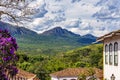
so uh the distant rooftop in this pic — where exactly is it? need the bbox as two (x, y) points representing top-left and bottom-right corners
(9, 69), (40, 80)
(50, 68), (103, 79)
(17, 69), (36, 79)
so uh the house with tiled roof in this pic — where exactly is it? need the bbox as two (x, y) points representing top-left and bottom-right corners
(97, 29), (120, 80)
(8, 69), (40, 80)
(50, 68), (103, 80)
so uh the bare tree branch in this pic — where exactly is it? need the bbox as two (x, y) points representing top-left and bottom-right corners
(0, 0), (39, 25)
(0, 11), (16, 20)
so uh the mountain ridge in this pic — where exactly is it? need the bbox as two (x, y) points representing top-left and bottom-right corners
(0, 21), (95, 38)
(0, 21), (97, 54)
(41, 27), (80, 38)
(0, 21), (37, 36)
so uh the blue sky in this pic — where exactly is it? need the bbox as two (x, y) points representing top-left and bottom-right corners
(24, 0), (120, 37)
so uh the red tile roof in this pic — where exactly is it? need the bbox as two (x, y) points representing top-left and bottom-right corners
(6, 68), (40, 80)
(14, 69), (40, 80)
(16, 69), (36, 79)
(50, 68), (103, 79)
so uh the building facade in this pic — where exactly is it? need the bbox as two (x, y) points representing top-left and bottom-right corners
(97, 30), (120, 80)
(51, 76), (77, 80)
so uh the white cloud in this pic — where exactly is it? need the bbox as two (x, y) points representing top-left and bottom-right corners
(24, 0), (120, 37)
(28, 0), (44, 7)
(65, 2), (101, 19)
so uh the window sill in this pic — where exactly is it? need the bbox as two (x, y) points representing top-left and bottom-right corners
(105, 63), (108, 64)
(109, 63), (112, 65)
(114, 64), (118, 66)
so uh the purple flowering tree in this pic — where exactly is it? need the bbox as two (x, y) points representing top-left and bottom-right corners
(0, 29), (18, 80)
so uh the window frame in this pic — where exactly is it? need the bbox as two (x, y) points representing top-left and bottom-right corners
(114, 42), (118, 66)
(105, 44), (108, 64)
(109, 43), (113, 65)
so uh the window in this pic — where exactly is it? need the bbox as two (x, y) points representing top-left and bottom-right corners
(105, 44), (108, 64)
(114, 42), (118, 66)
(109, 43), (113, 65)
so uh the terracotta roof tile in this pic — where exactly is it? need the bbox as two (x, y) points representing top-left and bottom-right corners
(94, 68), (103, 79)
(50, 68), (103, 79)
(16, 69), (36, 79)
(6, 69), (40, 80)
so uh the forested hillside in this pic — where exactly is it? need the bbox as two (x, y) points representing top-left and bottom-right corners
(0, 22), (97, 55)
(16, 44), (103, 80)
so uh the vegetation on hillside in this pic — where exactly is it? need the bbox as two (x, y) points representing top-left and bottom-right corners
(0, 24), (96, 55)
(16, 44), (103, 80)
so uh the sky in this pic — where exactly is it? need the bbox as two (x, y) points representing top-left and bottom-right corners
(10, 0), (120, 37)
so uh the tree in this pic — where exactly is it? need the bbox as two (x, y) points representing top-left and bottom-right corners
(78, 73), (86, 80)
(0, 29), (18, 80)
(0, 0), (39, 24)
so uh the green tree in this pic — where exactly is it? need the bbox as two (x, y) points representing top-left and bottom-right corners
(78, 73), (86, 80)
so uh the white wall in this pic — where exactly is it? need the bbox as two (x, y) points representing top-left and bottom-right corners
(51, 76), (77, 80)
(104, 36), (120, 80)
(51, 77), (59, 80)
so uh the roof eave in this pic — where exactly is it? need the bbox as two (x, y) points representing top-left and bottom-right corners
(96, 32), (116, 42)
(50, 75), (78, 78)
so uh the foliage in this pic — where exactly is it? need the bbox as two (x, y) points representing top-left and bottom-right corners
(0, 29), (18, 80)
(78, 68), (96, 80)
(17, 34), (84, 55)
(78, 73), (86, 80)
(87, 68), (95, 76)
(0, 24), (96, 55)
(17, 44), (103, 80)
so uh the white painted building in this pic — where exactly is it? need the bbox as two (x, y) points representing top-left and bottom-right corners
(50, 68), (103, 80)
(51, 76), (77, 80)
(97, 30), (120, 80)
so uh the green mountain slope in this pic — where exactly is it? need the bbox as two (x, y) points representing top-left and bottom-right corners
(16, 44), (103, 80)
(0, 21), (97, 54)
(45, 44), (103, 70)
(36, 44), (103, 79)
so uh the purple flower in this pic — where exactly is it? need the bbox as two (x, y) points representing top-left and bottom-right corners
(6, 37), (13, 44)
(2, 57), (8, 61)
(0, 38), (6, 46)
(0, 29), (18, 79)
(0, 33), (2, 38)
(8, 56), (12, 60)
(10, 47), (15, 54)
(2, 56), (11, 61)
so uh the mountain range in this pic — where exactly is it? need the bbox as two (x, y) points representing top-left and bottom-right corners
(0, 21), (97, 54)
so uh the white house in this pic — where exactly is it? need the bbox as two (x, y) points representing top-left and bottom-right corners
(50, 68), (103, 80)
(97, 30), (120, 80)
